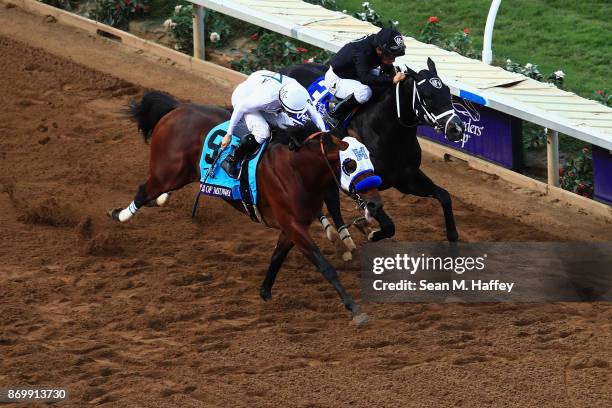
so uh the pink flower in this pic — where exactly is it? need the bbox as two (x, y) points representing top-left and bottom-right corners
(463, 28), (471, 34)
(597, 90), (603, 95)
(296, 47), (309, 53)
(428, 16), (439, 24)
(250, 33), (258, 41)
(302, 59), (309, 63)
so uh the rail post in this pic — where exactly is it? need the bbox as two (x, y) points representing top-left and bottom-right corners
(547, 129), (560, 187)
(193, 5), (206, 60)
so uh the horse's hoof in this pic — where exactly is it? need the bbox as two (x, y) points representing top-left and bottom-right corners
(351, 313), (369, 327)
(156, 192), (170, 207)
(447, 231), (459, 242)
(342, 251), (352, 262)
(107, 208), (121, 221)
(344, 237), (357, 251)
(367, 230), (380, 241)
(260, 287), (272, 302)
(326, 228), (339, 243)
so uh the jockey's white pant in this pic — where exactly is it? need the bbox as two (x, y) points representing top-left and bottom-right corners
(241, 112), (294, 144)
(231, 86), (294, 144)
(324, 67), (375, 104)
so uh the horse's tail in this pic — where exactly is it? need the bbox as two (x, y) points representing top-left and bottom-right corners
(126, 91), (179, 143)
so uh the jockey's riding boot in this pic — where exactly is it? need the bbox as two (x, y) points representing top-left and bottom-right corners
(325, 94), (359, 129)
(221, 134), (259, 179)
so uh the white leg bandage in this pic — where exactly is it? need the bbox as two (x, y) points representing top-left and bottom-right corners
(320, 215), (337, 242)
(118, 201), (138, 222)
(338, 225), (357, 251)
(156, 193), (170, 207)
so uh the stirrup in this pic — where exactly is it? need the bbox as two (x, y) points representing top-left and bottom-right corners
(324, 111), (341, 129)
(221, 156), (240, 179)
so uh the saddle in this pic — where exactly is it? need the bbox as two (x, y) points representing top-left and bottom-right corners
(198, 120), (268, 224)
(289, 76), (358, 135)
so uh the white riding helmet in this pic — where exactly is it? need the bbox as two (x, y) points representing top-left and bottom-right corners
(279, 81), (310, 114)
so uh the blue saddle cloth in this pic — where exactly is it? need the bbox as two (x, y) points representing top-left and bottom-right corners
(287, 76), (334, 130)
(198, 121), (267, 205)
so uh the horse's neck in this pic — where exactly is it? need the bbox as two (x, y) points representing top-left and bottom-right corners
(361, 79), (417, 133)
(300, 141), (339, 188)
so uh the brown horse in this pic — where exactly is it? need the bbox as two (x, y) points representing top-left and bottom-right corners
(108, 91), (395, 324)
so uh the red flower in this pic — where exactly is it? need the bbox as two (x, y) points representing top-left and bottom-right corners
(582, 193), (590, 198)
(597, 90), (603, 95)
(463, 28), (471, 34)
(428, 16), (439, 24)
(302, 59), (310, 63)
(559, 168), (564, 177)
(250, 33), (258, 41)
(124, 0), (131, 4)
(296, 47), (309, 53)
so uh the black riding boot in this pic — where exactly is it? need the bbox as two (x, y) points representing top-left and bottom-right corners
(325, 94), (360, 129)
(221, 134), (260, 179)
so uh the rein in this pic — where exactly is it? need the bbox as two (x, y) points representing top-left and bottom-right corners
(303, 132), (367, 210)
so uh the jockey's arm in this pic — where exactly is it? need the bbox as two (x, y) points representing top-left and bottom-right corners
(380, 63), (396, 77)
(222, 101), (257, 149)
(353, 53), (394, 87)
(306, 102), (327, 132)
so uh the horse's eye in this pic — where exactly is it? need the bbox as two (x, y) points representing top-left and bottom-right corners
(342, 158), (357, 175)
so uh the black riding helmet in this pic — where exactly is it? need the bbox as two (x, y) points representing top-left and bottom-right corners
(375, 27), (406, 57)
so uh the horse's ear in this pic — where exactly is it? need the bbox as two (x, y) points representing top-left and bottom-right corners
(403, 65), (420, 80)
(427, 57), (438, 75)
(329, 134), (349, 151)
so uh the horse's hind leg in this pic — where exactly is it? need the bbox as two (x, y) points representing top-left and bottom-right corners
(397, 169), (459, 242)
(146, 192), (171, 207)
(260, 232), (294, 301)
(108, 178), (170, 222)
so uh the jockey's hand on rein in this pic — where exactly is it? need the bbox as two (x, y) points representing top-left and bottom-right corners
(393, 72), (406, 84)
(221, 133), (232, 150)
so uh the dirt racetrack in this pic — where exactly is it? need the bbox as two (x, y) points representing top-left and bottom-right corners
(1, 5), (611, 408)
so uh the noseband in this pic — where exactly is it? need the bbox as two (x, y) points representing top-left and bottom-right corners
(395, 77), (458, 134)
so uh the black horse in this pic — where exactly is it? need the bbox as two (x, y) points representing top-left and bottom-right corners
(282, 58), (465, 244)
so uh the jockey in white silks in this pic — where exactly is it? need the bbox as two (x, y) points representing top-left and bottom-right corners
(220, 70), (327, 178)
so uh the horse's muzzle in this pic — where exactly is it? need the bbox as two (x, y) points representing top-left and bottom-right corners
(446, 117), (464, 142)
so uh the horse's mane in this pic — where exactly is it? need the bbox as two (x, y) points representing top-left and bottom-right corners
(271, 121), (320, 146)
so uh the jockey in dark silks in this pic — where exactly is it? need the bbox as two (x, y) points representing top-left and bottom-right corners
(324, 27), (407, 128)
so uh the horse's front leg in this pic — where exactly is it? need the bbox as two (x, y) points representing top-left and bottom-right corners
(322, 186), (356, 261)
(396, 169), (459, 242)
(260, 232), (294, 301)
(283, 223), (368, 326)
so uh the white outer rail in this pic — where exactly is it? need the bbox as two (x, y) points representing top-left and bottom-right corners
(189, 0), (612, 193)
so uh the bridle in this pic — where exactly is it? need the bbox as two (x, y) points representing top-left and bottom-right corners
(395, 74), (458, 134)
(304, 132), (368, 210)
